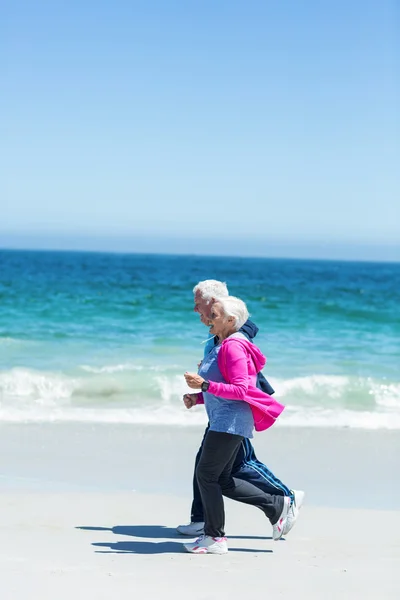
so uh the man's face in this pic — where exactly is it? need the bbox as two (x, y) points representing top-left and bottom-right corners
(193, 291), (213, 325)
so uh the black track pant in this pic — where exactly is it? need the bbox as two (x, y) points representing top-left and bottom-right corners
(196, 430), (284, 538)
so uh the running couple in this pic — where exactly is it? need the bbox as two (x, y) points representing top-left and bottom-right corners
(179, 280), (304, 555)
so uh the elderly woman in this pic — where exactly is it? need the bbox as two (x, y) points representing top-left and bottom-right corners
(183, 295), (291, 555)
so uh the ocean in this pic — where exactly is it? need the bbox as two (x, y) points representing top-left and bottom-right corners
(0, 249), (399, 429)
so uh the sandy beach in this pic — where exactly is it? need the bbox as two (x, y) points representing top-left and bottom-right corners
(1, 491), (399, 600)
(1, 423), (399, 599)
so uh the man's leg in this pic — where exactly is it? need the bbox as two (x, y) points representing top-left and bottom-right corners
(190, 425), (209, 522)
(232, 438), (294, 500)
(218, 459), (284, 526)
(177, 426), (210, 534)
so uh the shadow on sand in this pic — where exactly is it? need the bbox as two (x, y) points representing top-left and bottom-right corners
(76, 525), (274, 555)
(76, 524), (272, 541)
(92, 540), (272, 554)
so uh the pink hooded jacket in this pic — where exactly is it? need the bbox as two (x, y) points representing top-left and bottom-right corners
(197, 336), (285, 431)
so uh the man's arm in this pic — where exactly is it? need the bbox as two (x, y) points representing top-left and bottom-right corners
(240, 319), (275, 395)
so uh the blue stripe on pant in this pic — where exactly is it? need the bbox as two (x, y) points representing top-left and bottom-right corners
(190, 427), (293, 522)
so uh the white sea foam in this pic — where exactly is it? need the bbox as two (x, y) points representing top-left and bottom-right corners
(1, 367), (399, 429)
(0, 404), (399, 429)
(372, 382), (400, 409)
(280, 405), (400, 429)
(274, 375), (400, 411)
(0, 406), (206, 426)
(0, 368), (78, 404)
(276, 375), (349, 398)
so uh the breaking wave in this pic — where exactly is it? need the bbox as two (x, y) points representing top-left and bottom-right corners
(0, 366), (399, 429)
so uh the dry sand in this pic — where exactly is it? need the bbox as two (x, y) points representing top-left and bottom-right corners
(1, 423), (399, 598)
(1, 491), (399, 599)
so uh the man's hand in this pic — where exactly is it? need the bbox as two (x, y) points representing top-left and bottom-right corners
(183, 393), (198, 409)
(184, 372), (205, 389)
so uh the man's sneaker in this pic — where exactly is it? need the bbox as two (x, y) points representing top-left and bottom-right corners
(292, 489), (305, 511)
(184, 535), (228, 554)
(283, 489), (305, 536)
(272, 496), (291, 541)
(176, 521), (205, 536)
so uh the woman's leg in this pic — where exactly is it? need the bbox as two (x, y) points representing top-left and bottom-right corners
(196, 430), (243, 538)
(197, 431), (286, 539)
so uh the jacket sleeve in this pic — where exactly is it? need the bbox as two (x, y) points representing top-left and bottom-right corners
(195, 392), (204, 405)
(207, 342), (249, 400)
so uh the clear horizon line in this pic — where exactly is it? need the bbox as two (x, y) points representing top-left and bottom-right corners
(1, 245), (399, 265)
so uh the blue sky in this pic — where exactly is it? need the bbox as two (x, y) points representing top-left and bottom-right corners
(2, 0), (399, 260)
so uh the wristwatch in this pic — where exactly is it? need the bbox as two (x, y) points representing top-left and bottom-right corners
(201, 380), (210, 392)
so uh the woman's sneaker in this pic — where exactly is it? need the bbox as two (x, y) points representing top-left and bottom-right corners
(282, 489), (305, 536)
(272, 496), (291, 541)
(176, 521), (205, 536)
(184, 535), (228, 554)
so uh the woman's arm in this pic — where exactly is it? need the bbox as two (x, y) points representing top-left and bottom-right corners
(208, 343), (248, 399)
(183, 392), (203, 408)
(184, 342), (249, 400)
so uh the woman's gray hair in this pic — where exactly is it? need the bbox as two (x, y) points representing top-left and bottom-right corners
(217, 295), (249, 331)
(192, 279), (229, 303)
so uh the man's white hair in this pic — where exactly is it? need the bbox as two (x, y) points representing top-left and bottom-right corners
(217, 295), (249, 331)
(193, 279), (229, 303)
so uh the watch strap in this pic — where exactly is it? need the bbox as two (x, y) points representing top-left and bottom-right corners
(201, 380), (210, 392)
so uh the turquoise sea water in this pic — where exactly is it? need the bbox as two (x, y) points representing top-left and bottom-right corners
(0, 249), (399, 428)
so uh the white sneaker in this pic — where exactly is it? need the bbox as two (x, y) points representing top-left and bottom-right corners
(292, 489), (305, 510)
(282, 489), (305, 536)
(176, 521), (205, 536)
(184, 535), (228, 554)
(272, 496), (291, 541)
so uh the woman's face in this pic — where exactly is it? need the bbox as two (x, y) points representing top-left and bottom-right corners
(209, 302), (235, 338)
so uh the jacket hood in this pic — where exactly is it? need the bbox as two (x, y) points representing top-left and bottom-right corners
(239, 319), (259, 340)
(223, 336), (266, 372)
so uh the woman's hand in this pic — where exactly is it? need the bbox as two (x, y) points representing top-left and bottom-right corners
(184, 372), (205, 389)
(183, 393), (198, 409)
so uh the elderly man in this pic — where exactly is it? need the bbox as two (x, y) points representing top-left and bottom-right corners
(177, 279), (304, 537)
